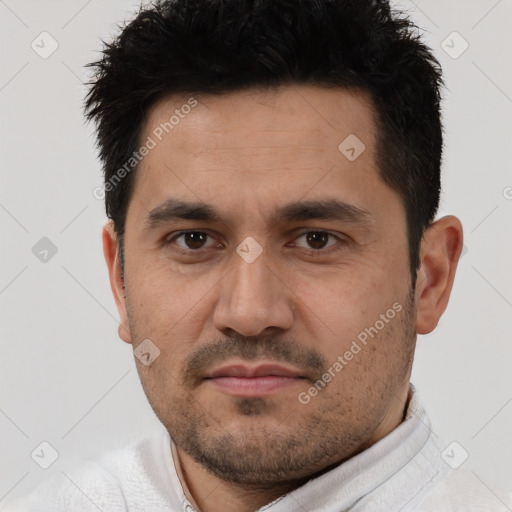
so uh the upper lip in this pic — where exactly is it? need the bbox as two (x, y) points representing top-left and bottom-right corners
(205, 362), (304, 379)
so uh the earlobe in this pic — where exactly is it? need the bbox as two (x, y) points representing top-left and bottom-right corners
(415, 216), (464, 335)
(102, 222), (133, 344)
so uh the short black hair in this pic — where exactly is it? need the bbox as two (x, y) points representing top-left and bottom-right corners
(84, 0), (444, 283)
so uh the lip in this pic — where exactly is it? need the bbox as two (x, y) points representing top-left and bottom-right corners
(204, 363), (306, 397)
(205, 363), (304, 379)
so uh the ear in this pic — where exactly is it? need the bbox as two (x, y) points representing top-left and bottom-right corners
(415, 215), (464, 334)
(102, 222), (132, 344)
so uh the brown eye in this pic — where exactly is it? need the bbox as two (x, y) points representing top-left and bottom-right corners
(167, 231), (218, 252)
(293, 231), (339, 251)
(305, 232), (330, 250)
(180, 232), (209, 250)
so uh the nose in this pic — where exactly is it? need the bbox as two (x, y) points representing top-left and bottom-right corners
(213, 248), (294, 338)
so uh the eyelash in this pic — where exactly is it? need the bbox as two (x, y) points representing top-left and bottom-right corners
(164, 230), (348, 256)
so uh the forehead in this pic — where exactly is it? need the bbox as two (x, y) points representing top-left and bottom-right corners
(127, 85), (397, 227)
(143, 85), (376, 157)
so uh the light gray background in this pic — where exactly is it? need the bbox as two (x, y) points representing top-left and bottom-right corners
(1, 0), (511, 505)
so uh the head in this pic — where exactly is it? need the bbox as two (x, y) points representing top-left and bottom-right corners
(86, 0), (463, 491)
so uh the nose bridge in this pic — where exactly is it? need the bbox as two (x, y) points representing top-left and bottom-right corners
(213, 246), (293, 336)
(231, 250), (271, 306)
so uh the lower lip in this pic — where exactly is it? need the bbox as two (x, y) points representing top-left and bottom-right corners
(206, 376), (304, 396)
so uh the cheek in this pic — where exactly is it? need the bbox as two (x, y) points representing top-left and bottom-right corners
(293, 265), (406, 356)
(299, 263), (396, 311)
(128, 261), (204, 322)
(126, 267), (218, 368)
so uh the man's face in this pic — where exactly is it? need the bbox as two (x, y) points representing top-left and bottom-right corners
(114, 85), (418, 485)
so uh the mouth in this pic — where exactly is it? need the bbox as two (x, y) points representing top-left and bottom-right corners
(203, 362), (306, 397)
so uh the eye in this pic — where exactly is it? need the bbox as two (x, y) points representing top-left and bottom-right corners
(166, 231), (220, 253)
(290, 231), (345, 252)
(164, 230), (347, 256)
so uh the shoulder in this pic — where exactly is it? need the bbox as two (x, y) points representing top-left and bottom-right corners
(412, 468), (512, 512)
(2, 431), (171, 512)
(2, 460), (127, 512)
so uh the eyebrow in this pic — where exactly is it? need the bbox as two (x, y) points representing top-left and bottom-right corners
(144, 197), (374, 229)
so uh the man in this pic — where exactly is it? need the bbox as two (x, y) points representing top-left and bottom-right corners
(5, 0), (510, 511)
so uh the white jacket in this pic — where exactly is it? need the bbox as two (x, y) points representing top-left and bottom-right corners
(3, 386), (511, 511)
